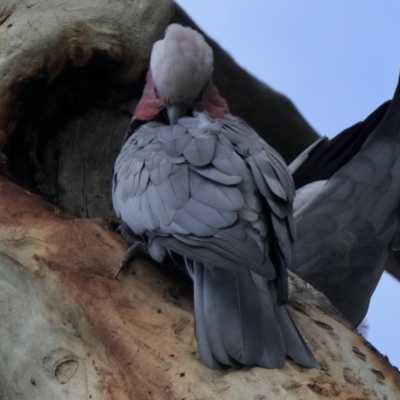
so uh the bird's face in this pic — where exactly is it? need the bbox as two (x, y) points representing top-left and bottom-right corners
(150, 24), (214, 124)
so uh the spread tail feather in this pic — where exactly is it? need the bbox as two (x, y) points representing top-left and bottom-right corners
(187, 260), (319, 369)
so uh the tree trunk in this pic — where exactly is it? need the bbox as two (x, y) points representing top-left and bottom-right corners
(0, 0), (399, 398)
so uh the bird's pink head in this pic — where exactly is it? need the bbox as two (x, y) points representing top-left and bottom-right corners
(133, 24), (228, 123)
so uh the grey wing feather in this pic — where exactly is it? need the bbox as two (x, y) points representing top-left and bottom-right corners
(212, 140), (251, 179)
(247, 158), (288, 219)
(157, 165), (189, 210)
(189, 173), (245, 211)
(218, 116), (297, 305)
(288, 136), (326, 174)
(252, 152), (289, 200)
(183, 135), (217, 166)
(293, 181), (327, 215)
(157, 123), (186, 142)
(189, 165), (242, 185)
(173, 206), (219, 237)
(149, 160), (172, 186)
(178, 198), (237, 229)
(137, 167), (150, 197)
(146, 184), (176, 226)
(160, 133), (191, 158)
(268, 152), (296, 202)
(144, 153), (164, 171)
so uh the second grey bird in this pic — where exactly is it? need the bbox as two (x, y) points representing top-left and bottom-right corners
(112, 24), (318, 369)
(289, 78), (400, 327)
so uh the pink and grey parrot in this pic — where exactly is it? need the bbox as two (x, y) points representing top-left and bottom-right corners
(112, 24), (318, 369)
(289, 86), (400, 327)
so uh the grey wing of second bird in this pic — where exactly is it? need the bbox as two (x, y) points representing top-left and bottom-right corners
(291, 95), (400, 326)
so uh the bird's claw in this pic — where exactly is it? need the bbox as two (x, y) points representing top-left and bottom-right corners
(116, 259), (129, 279)
(115, 240), (148, 279)
(116, 223), (138, 245)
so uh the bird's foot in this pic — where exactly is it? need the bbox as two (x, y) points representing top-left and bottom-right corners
(116, 240), (149, 279)
(116, 223), (149, 278)
(116, 223), (138, 245)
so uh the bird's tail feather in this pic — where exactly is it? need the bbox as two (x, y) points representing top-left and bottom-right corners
(187, 260), (319, 369)
(275, 301), (320, 368)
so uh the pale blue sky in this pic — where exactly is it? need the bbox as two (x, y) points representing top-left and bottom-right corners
(178, 0), (400, 368)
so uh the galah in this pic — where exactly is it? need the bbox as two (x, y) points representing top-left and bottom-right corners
(289, 85), (400, 327)
(112, 24), (318, 369)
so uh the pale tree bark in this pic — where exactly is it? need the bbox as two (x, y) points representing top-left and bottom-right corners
(0, 1), (399, 399)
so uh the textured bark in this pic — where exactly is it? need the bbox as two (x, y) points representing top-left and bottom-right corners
(0, 0), (399, 399)
(0, 176), (399, 399)
(0, 0), (173, 219)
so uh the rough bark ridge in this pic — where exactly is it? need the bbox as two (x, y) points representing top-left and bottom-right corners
(0, 0), (399, 398)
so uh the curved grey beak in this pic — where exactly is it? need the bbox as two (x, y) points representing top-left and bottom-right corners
(167, 105), (187, 125)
